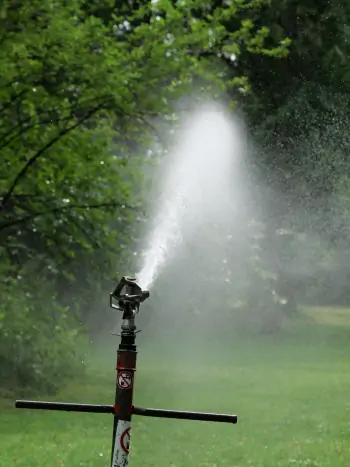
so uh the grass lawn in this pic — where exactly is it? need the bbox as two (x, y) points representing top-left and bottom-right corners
(1, 307), (350, 466)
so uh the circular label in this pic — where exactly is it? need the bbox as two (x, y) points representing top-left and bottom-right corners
(117, 371), (133, 390)
(120, 427), (131, 454)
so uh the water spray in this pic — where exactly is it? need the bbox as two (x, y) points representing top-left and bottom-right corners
(15, 275), (238, 466)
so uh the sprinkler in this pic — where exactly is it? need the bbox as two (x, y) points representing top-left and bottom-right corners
(15, 275), (238, 466)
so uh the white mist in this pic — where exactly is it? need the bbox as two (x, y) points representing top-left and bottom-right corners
(137, 103), (246, 290)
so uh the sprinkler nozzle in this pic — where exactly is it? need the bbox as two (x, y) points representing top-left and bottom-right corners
(110, 276), (149, 318)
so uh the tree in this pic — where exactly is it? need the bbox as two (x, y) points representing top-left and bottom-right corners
(0, 0), (290, 392)
(210, 1), (350, 311)
(0, 0), (289, 279)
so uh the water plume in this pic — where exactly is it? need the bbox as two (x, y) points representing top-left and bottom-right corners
(137, 102), (246, 291)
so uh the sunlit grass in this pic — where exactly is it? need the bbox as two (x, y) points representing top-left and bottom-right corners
(305, 306), (350, 327)
(1, 307), (350, 466)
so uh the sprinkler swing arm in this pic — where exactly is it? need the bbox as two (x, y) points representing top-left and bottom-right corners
(15, 276), (238, 467)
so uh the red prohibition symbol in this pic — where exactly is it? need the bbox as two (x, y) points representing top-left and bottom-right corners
(117, 371), (133, 390)
(120, 427), (131, 454)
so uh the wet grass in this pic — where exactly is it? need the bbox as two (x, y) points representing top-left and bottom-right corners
(1, 307), (350, 466)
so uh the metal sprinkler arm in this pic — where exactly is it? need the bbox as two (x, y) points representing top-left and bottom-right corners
(15, 400), (238, 424)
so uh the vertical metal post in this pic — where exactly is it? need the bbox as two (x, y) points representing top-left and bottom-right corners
(110, 279), (139, 467)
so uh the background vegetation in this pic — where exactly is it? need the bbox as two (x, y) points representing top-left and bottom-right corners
(0, 0), (291, 393)
(0, 0), (350, 467)
(1, 2), (350, 464)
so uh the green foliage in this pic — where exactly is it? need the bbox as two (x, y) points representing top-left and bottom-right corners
(0, 267), (85, 395)
(0, 0), (289, 278)
(234, 0), (350, 122)
(229, 0), (350, 311)
(0, 0), (290, 393)
(0, 0), (145, 283)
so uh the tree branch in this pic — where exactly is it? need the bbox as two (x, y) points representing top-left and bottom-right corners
(0, 201), (138, 232)
(0, 90), (27, 118)
(113, 103), (169, 149)
(1, 102), (107, 209)
(0, 93), (112, 143)
(0, 115), (76, 153)
(68, 215), (102, 249)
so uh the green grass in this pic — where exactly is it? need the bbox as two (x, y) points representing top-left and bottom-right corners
(1, 308), (350, 466)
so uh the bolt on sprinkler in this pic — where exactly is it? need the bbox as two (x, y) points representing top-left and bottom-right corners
(15, 275), (238, 467)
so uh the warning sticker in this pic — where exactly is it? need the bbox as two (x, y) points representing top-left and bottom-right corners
(117, 371), (133, 390)
(120, 427), (131, 454)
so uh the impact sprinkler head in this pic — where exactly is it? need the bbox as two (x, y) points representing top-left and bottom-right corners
(110, 275), (150, 320)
